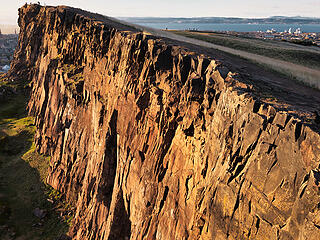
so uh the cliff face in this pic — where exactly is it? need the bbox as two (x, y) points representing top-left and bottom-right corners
(13, 4), (320, 240)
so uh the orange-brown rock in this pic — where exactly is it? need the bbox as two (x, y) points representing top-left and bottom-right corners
(11, 3), (320, 240)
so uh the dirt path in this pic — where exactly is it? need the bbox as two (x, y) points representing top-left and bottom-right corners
(197, 32), (320, 54)
(152, 26), (320, 88)
(111, 18), (320, 89)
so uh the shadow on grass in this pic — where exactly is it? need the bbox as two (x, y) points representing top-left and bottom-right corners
(0, 96), (70, 240)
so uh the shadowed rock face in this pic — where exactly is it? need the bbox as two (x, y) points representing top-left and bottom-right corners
(12, 3), (320, 240)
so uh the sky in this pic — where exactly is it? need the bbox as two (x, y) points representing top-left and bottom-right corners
(0, 0), (319, 25)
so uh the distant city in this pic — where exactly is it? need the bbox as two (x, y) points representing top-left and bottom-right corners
(124, 16), (320, 47)
(0, 31), (18, 73)
(124, 16), (320, 31)
(217, 28), (320, 47)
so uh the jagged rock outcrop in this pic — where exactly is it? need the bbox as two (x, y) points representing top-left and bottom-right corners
(12, 4), (320, 240)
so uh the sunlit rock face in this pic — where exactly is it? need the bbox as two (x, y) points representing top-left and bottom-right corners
(14, 3), (320, 240)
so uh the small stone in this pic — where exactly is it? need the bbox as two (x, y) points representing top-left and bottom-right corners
(33, 208), (46, 218)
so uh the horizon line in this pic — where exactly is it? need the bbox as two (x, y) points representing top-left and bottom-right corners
(1, 15), (320, 26)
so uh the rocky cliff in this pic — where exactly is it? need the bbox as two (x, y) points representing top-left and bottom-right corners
(11, 4), (320, 240)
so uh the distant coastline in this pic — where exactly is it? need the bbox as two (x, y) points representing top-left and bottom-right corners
(121, 16), (320, 25)
(126, 22), (320, 33)
(121, 16), (320, 33)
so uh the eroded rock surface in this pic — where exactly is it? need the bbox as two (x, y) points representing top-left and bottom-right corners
(12, 3), (320, 240)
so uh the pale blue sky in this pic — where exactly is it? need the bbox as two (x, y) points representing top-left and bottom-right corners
(0, 0), (319, 25)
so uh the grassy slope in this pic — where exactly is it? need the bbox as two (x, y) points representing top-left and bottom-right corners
(173, 31), (320, 70)
(0, 77), (71, 239)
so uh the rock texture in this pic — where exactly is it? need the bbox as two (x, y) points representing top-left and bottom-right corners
(12, 4), (320, 240)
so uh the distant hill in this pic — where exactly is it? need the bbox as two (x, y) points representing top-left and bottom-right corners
(0, 25), (19, 34)
(120, 16), (320, 25)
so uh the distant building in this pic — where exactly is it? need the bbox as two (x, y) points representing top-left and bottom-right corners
(266, 28), (276, 33)
(295, 28), (301, 34)
(2, 65), (10, 72)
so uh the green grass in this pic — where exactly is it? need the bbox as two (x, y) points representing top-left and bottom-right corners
(0, 77), (72, 239)
(173, 31), (320, 70)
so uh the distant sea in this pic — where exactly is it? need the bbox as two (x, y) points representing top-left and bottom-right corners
(127, 22), (320, 33)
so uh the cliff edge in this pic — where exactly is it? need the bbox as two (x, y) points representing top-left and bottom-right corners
(10, 3), (320, 240)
